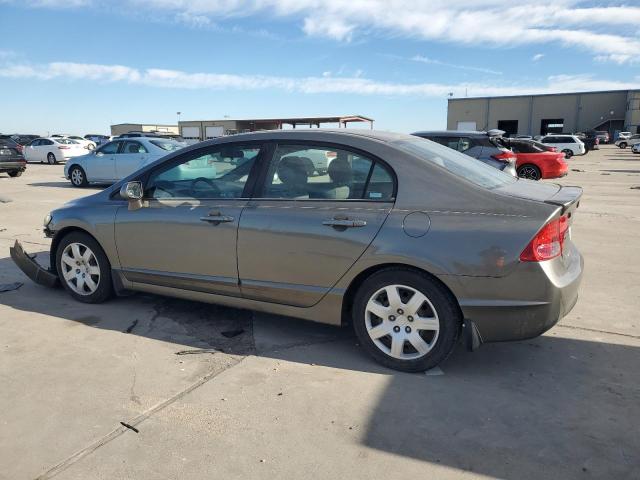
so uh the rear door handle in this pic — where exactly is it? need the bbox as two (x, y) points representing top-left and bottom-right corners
(200, 214), (234, 224)
(322, 219), (367, 228)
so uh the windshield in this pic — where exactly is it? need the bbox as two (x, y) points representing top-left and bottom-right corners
(150, 139), (183, 152)
(393, 137), (517, 189)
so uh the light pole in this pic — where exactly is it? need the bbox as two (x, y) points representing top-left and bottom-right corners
(176, 112), (181, 124)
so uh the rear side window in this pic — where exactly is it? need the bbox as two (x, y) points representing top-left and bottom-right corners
(150, 140), (183, 152)
(123, 141), (148, 154)
(260, 144), (395, 201)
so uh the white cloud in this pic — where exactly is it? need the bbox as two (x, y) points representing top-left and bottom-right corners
(5, 1), (640, 62)
(412, 55), (502, 75)
(1, 59), (638, 98)
(532, 53), (544, 61)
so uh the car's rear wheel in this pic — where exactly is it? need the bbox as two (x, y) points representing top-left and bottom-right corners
(562, 149), (573, 158)
(8, 170), (22, 177)
(47, 153), (57, 165)
(69, 165), (88, 187)
(56, 232), (113, 303)
(517, 164), (541, 180)
(352, 268), (461, 372)
(619, 142), (627, 149)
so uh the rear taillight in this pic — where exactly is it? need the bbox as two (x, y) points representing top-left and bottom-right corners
(491, 151), (516, 162)
(520, 215), (569, 262)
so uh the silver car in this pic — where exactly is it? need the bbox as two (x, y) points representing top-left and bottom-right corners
(11, 130), (583, 372)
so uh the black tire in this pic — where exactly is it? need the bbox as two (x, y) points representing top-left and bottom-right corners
(352, 268), (461, 372)
(562, 149), (573, 158)
(8, 170), (23, 177)
(47, 152), (57, 165)
(619, 142), (627, 149)
(69, 165), (88, 187)
(517, 164), (541, 180)
(55, 231), (113, 304)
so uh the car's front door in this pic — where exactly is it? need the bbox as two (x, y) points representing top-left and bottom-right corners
(237, 143), (395, 307)
(116, 140), (149, 179)
(24, 139), (41, 162)
(113, 143), (262, 297)
(90, 141), (122, 181)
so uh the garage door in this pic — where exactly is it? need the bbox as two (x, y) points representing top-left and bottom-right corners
(181, 126), (201, 145)
(205, 126), (224, 139)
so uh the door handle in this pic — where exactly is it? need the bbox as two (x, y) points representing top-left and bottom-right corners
(322, 218), (367, 228)
(200, 214), (234, 224)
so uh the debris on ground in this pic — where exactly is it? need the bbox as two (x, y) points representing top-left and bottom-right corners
(0, 195), (12, 203)
(123, 319), (138, 334)
(175, 348), (219, 355)
(0, 282), (23, 293)
(601, 173), (611, 175)
(221, 328), (244, 338)
(571, 169), (585, 172)
(425, 366), (445, 376)
(631, 186), (640, 190)
(120, 422), (139, 433)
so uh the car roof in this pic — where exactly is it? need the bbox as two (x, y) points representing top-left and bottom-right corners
(201, 129), (416, 144)
(412, 130), (489, 137)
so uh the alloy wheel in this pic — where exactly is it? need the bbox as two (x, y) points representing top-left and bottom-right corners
(365, 284), (440, 360)
(518, 166), (540, 180)
(60, 243), (100, 295)
(71, 168), (84, 186)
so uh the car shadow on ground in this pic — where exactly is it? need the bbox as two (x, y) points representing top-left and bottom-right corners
(27, 181), (108, 189)
(1, 253), (639, 479)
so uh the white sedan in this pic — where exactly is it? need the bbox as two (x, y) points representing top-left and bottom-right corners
(23, 137), (88, 164)
(64, 137), (184, 187)
(65, 135), (97, 150)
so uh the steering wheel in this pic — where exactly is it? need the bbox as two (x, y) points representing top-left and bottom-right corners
(190, 177), (220, 197)
(152, 181), (175, 198)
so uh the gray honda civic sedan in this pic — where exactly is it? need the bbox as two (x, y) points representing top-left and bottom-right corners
(11, 130), (583, 372)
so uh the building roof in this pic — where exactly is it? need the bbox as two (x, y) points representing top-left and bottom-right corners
(181, 115), (374, 124)
(448, 89), (634, 102)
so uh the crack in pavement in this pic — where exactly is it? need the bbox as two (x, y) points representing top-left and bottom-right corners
(34, 356), (246, 480)
(557, 323), (640, 340)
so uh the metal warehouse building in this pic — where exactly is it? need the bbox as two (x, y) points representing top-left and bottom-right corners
(447, 90), (640, 137)
(178, 115), (374, 144)
(110, 123), (179, 136)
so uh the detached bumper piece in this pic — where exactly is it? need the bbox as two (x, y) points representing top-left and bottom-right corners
(9, 240), (59, 288)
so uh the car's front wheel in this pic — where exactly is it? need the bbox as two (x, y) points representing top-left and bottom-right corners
(47, 153), (57, 165)
(619, 142), (627, 149)
(69, 165), (88, 187)
(517, 164), (541, 180)
(562, 149), (573, 158)
(55, 232), (113, 303)
(8, 170), (23, 177)
(352, 268), (461, 372)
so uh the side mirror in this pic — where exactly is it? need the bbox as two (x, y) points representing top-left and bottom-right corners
(95, 151), (103, 157)
(120, 181), (144, 210)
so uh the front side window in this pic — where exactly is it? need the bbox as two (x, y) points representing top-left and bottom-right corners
(123, 141), (148, 154)
(261, 144), (394, 201)
(98, 141), (121, 155)
(145, 145), (260, 199)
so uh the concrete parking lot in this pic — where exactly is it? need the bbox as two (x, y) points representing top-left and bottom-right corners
(1, 145), (639, 480)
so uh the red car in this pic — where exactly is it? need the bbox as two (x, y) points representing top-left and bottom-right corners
(502, 139), (568, 180)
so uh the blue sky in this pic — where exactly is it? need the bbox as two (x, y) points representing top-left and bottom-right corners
(1, 0), (639, 135)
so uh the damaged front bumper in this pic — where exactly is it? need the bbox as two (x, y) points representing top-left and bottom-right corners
(9, 240), (59, 288)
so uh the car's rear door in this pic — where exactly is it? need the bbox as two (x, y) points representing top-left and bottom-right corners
(24, 139), (40, 162)
(113, 142), (263, 297)
(237, 142), (395, 307)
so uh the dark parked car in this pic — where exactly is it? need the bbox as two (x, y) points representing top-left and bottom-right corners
(412, 130), (517, 176)
(10, 130), (583, 372)
(575, 132), (599, 152)
(0, 139), (27, 177)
